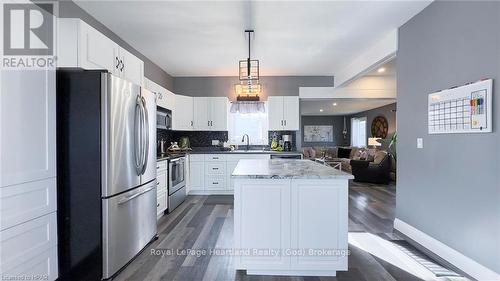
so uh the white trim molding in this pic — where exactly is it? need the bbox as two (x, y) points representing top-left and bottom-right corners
(394, 218), (500, 281)
(334, 29), (397, 88)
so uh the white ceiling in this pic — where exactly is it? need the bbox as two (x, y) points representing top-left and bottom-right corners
(74, 1), (430, 77)
(300, 99), (396, 116)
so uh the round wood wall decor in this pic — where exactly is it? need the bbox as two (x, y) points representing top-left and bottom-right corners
(371, 116), (389, 138)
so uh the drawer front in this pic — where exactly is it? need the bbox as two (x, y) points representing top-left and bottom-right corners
(156, 160), (167, 171)
(1, 213), (57, 273)
(206, 176), (225, 189)
(189, 154), (205, 162)
(157, 193), (167, 216)
(3, 246), (58, 281)
(157, 170), (167, 192)
(225, 154), (270, 161)
(0, 178), (56, 231)
(205, 162), (225, 175)
(204, 154), (226, 162)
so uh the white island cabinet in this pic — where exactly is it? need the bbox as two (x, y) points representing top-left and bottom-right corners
(232, 159), (353, 277)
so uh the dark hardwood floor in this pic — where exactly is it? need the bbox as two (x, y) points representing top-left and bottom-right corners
(114, 181), (468, 281)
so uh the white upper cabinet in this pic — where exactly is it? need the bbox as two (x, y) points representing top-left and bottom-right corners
(80, 21), (117, 73)
(193, 97), (210, 130)
(209, 97), (228, 131)
(193, 97), (228, 131)
(267, 96), (299, 131)
(283, 96), (300, 130)
(118, 47), (144, 86)
(268, 97), (285, 131)
(174, 95), (194, 131)
(144, 78), (175, 110)
(57, 18), (144, 86)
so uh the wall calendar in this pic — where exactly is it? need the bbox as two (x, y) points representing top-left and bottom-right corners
(428, 79), (493, 134)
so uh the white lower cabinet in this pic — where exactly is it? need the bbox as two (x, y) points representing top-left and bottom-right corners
(226, 161), (239, 191)
(0, 213), (58, 278)
(234, 178), (348, 275)
(236, 180), (291, 269)
(188, 153), (271, 194)
(156, 160), (168, 218)
(189, 161), (205, 191)
(0, 178), (56, 231)
(290, 180), (348, 270)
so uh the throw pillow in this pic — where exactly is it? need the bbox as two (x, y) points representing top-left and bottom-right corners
(337, 147), (351, 159)
(359, 150), (368, 160)
(373, 151), (387, 164)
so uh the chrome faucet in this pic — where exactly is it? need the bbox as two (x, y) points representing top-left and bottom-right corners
(241, 134), (250, 151)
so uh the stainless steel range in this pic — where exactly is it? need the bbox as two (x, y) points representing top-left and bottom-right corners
(168, 155), (187, 211)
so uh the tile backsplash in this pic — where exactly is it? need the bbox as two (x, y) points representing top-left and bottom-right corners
(157, 129), (228, 148)
(158, 129), (297, 151)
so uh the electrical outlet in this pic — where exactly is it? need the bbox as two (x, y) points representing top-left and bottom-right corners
(417, 138), (423, 149)
(212, 140), (220, 146)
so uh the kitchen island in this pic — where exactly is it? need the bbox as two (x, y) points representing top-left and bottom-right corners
(232, 159), (353, 277)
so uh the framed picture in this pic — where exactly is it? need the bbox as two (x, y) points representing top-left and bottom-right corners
(304, 125), (333, 142)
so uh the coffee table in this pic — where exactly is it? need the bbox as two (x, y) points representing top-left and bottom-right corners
(314, 157), (342, 171)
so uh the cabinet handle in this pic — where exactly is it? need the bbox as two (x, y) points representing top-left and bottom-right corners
(190, 121), (193, 127)
(157, 203), (160, 207)
(120, 60), (124, 72)
(208, 121), (210, 126)
(281, 120), (283, 126)
(157, 182), (160, 185)
(213, 167), (218, 170)
(284, 120), (286, 126)
(115, 57), (120, 69)
(213, 182), (218, 185)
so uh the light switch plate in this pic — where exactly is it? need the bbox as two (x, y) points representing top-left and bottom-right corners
(417, 138), (423, 149)
(212, 140), (220, 146)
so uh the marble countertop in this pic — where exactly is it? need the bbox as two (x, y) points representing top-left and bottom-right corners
(187, 149), (302, 155)
(231, 159), (354, 179)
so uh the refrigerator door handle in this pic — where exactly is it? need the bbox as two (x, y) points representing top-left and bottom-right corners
(140, 96), (149, 175)
(117, 186), (155, 205)
(134, 96), (142, 174)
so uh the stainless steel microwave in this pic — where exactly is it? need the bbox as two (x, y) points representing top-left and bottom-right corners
(157, 108), (172, 130)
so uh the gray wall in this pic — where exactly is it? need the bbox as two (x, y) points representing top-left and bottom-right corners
(174, 76), (334, 101)
(58, 1), (174, 91)
(350, 103), (397, 140)
(397, 1), (500, 273)
(301, 116), (350, 147)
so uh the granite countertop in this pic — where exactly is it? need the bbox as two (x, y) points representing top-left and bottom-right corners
(231, 159), (354, 179)
(187, 148), (302, 155)
(157, 148), (303, 161)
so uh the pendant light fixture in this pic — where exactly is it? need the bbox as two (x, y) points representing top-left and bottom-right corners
(235, 29), (261, 101)
(231, 29), (265, 113)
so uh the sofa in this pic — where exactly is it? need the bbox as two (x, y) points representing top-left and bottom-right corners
(351, 151), (391, 184)
(302, 146), (391, 177)
(303, 146), (379, 173)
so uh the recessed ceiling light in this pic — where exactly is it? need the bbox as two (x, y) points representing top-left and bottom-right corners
(333, 103), (337, 106)
(377, 67), (386, 73)
(320, 109), (324, 112)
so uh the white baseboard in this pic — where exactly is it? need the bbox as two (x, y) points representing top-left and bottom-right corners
(394, 218), (500, 281)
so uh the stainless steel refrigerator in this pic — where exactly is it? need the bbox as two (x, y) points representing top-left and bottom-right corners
(57, 70), (157, 280)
